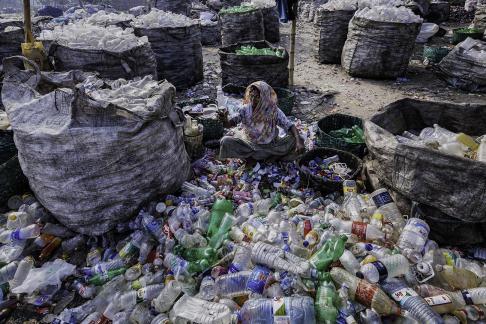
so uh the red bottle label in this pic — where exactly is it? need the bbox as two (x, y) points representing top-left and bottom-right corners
(303, 220), (312, 237)
(355, 281), (377, 307)
(351, 222), (368, 240)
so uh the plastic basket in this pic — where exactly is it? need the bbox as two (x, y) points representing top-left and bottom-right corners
(196, 116), (224, 142)
(298, 147), (363, 194)
(452, 28), (484, 45)
(274, 87), (295, 116)
(423, 45), (452, 64)
(316, 113), (366, 157)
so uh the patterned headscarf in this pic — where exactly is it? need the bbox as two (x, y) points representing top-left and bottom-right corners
(242, 81), (278, 144)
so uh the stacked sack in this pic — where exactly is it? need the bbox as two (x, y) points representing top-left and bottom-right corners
(342, 3), (423, 78)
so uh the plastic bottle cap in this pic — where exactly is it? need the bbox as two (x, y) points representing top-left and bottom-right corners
(356, 271), (364, 279)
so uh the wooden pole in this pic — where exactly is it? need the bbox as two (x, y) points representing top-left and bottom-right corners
(288, 1), (298, 87)
(23, 0), (34, 43)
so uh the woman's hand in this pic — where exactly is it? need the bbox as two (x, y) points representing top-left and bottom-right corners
(218, 108), (236, 128)
(295, 137), (305, 154)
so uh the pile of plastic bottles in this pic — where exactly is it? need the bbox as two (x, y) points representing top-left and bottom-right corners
(84, 10), (134, 26)
(329, 126), (365, 144)
(82, 75), (165, 112)
(131, 8), (196, 29)
(355, 5), (423, 23)
(396, 123), (486, 161)
(49, 5), (117, 26)
(2, 151), (486, 323)
(219, 5), (257, 15)
(235, 45), (285, 57)
(321, 0), (358, 12)
(301, 156), (353, 181)
(249, 0), (276, 9)
(39, 23), (148, 52)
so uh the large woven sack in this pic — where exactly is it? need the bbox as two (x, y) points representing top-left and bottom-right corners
(261, 6), (280, 43)
(152, 0), (191, 16)
(134, 23), (203, 89)
(437, 38), (486, 92)
(201, 20), (221, 46)
(48, 41), (157, 81)
(219, 40), (289, 92)
(474, 4), (486, 29)
(364, 98), (486, 223)
(314, 8), (355, 64)
(342, 16), (421, 79)
(220, 9), (265, 47)
(1, 57), (191, 235)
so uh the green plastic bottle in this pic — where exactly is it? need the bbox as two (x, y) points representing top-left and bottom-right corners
(187, 259), (210, 274)
(315, 273), (339, 324)
(308, 234), (347, 271)
(208, 199), (233, 237)
(209, 213), (236, 249)
(180, 247), (217, 263)
(88, 268), (126, 286)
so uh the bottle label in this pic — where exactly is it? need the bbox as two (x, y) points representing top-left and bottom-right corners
(371, 191), (393, 208)
(272, 297), (288, 321)
(371, 261), (388, 282)
(343, 180), (357, 194)
(391, 287), (418, 304)
(303, 220), (312, 237)
(462, 290), (474, 305)
(351, 222), (367, 240)
(247, 266), (270, 294)
(424, 294), (452, 306)
(137, 288), (146, 300)
(355, 281), (377, 306)
(10, 229), (21, 241)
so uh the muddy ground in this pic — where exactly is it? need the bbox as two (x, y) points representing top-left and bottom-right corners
(197, 7), (486, 124)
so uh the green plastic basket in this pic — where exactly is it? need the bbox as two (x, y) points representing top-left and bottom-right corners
(316, 113), (366, 157)
(274, 87), (295, 116)
(452, 28), (484, 45)
(423, 45), (452, 63)
(298, 147), (363, 194)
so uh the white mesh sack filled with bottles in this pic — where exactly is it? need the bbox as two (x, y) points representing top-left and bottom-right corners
(1, 56), (191, 235)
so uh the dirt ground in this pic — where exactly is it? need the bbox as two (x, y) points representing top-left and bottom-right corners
(201, 14), (486, 124)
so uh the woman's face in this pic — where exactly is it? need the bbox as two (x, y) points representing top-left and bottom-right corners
(249, 86), (261, 107)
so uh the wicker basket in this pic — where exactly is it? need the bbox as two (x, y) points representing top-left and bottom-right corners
(316, 114), (366, 157)
(196, 116), (224, 142)
(298, 147), (363, 194)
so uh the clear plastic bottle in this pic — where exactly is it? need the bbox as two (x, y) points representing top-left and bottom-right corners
(198, 276), (216, 301)
(151, 313), (170, 324)
(330, 219), (385, 241)
(351, 243), (392, 259)
(6, 212), (32, 230)
(229, 244), (252, 273)
(129, 302), (154, 324)
(339, 249), (361, 275)
(360, 309), (382, 324)
(131, 271), (165, 290)
(251, 242), (312, 277)
(396, 218), (430, 262)
(9, 256), (33, 289)
(381, 278), (444, 324)
(141, 213), (166, 244)
(73, 280), (97, 299)
(342, 180), (362, 221)
(435, 264), (481, 290)
(357, 254), (410, 283)
(215, 270), (251, 298)
(170, 294), (233, 324)
(152, 280), (182, 313)
(370, 188), (406, 239)
(0, 261), (18, 284)
(330, 267), (400, 316)
(0, 224), (42, 243)
(237, 296), (316, 324)
(137, 284), (164, 301)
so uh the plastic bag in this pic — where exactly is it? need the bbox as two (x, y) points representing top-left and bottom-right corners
(12, 259), (76, 294)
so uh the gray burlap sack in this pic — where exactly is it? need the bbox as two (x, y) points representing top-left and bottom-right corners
(201, 20), (221, 46)
(437, 38), (486, 92)
(0, 23), (23, 63)
(1, 56), (190, 235)
(133, 23), (203, 89)
(152, 0), (191, 16)
(219, 40), (289, 92)
(474, 4), (486, 30)
(314, 8), (355, 64)
(342, 16), (421, 79)
(261, 6), (280, 43)
(48, 41), (157, 81)
(220, 8), (265, 46)
(364, 98), (486, 223)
